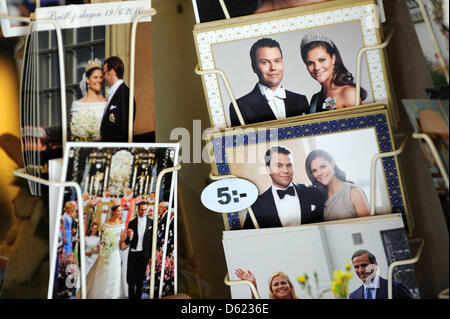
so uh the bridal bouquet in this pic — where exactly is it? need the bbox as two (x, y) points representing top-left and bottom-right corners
(100, 229), (119, 265)
(70, 109), (101, 142)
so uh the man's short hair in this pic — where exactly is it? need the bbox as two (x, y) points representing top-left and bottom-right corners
(137, 201), (148, 209)
(351, 249), (377, 264)
(104, 56), (124, 79)
(265, 145), (292, 166)
(250, 38), (282, 70)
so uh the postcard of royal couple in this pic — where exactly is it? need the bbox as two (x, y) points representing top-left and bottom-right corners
(206, 106), (412, 234)
(0, 0), (155, 195)
(193, 0), (397, 129)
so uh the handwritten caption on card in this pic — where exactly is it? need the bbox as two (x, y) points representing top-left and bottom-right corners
(35, 0), (152, 31)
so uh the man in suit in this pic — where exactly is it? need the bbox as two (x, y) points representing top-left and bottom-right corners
(349, 249), (413, 299)
(230, 38), (309, 127)
(243, 145), (325, 229)
(123, 201), (153, 299)
(101, 56), (136, 142)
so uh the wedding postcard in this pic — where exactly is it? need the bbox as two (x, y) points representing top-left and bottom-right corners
(48, 142), (179, 299)
(8, 0), (155, 195)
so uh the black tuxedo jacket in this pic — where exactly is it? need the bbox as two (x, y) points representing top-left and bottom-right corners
(126, 216), (153, 260)
(243, 183), (325, 229)
(230, 84), (309, 127)
(349, 277), (413, 299)
(100, 82), (136, 142)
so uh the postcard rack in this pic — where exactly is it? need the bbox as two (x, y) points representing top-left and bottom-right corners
(0, 13), (68, 150)
(13, 162), (182, 299)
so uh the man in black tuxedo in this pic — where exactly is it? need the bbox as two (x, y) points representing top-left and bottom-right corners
(123, 201), (153, 299)
(230, 38), (309, 127)
(101, 56), (136, 142)
(349, 249), (413, 299)
(243, 146), (325, 229)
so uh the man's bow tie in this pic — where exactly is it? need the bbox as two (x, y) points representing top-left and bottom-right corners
(277, 186), (295, 199)
(264, 87), (286, 100)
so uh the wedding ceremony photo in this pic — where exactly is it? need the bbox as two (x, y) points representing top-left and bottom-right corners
(49, 143), (179, 299)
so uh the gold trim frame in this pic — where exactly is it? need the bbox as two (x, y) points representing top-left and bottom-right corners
(206, 104), (411, 234)
(193, 0), (397, 129)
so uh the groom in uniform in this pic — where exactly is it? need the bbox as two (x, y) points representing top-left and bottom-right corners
(243, 145), (325, 229)
(123, 201), (153, 299)
(101, 56), (136, 142)
(230, 38), (309, 126)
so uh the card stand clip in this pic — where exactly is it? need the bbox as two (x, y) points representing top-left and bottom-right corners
(13, 168), (88, 299)
(218, 0), (231, 19)
(0, 14), (68, 149)
(370, 133), (408, 216)
(412, 133), (449, 190)
(224, 272), (260, 299)
(194, 64), (246, 127)
(387, 238), (424, 299)
(149, 163), (182, 299)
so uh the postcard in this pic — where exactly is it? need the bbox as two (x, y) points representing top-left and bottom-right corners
(48, 142), (179, 299)
(206, 106), (411, 232)
(223, 214), (420, 299)
(9, 0), (155, 195)
(193, 0), (396, 128)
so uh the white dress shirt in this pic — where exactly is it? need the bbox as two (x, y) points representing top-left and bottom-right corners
(271, 183), (301, 227)
(258, 83), (287, 120)
(107, 79), (124, 104)
(363, 270), (380, 299)
(131, 215), (146, 252)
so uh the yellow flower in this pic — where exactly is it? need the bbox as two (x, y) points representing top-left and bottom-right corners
(345, 271), (353, 281)
(297, 275), (307, 284)
(345, 263), (352, 271)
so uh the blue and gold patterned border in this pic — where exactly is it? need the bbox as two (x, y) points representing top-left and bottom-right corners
(210, 112), (406, 230)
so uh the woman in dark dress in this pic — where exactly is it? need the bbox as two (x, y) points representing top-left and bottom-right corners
(300, 33), (367, 113)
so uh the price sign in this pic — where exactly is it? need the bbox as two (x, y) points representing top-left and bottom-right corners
(201, 178), (259, 213)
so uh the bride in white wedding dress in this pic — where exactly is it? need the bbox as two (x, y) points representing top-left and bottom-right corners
(69, 59), (107, 142)
(83, 203), (126, 299)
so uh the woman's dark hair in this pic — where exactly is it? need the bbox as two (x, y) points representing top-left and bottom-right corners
(87, 222), (99, 237)
(301, 40), (367, 102)
(85, 66), (102, 79)
(305, 149), (349, 195)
